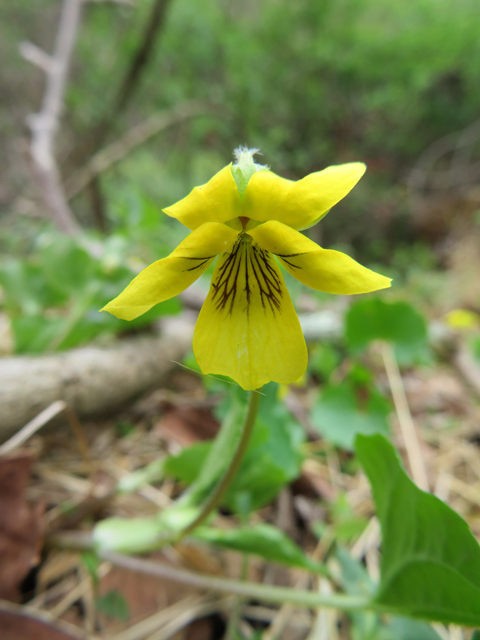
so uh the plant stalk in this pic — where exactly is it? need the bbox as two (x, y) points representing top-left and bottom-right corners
(99, 549), (369, 612)
(47, 530), (369, 614)
(179, 390), (261, 538)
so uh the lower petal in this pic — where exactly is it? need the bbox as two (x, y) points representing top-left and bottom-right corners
(248, 221), (392, 295)
(193, 236), (307, 390)
(103, 222), (239, 320)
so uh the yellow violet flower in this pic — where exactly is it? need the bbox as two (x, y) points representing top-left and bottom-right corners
(103, 148), (391, 390)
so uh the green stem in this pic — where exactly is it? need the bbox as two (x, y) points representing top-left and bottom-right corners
(179, 390), (261, 538)
(100, 549), (370, 613)
(47, 532), (371, 613)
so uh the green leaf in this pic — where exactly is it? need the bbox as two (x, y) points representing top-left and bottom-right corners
(311, 381), (390, 450)
(165, 385), (304, 515)
(470, 336), (480, 363)
(116, 459), (165, 494)
(93, 507), (200, 553)
(224, 384), (304, 512)
(185, 387), (248, 503)
(327, 493), (368, 542)
(163, 442), (211, 487)
(335, 546), (375, 596)
(356, 433), (480, 625)
(81, 552), (100, 585)
(39, 236), (96, 294)
(54, 310), (118, 350)
(0, 260), (66, 313)
(193, 524), (328, 574)
(308, 343), (341, 381)
(11, 315), (66, 353)
(384, 617), (443, 640)
(334, 547), (442, 640)
(96, 590), (130, 622)
(346, 299), (427, 364)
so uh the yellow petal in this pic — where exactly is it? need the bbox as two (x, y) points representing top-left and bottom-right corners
(163, 165), (242, 230)
(444, 309), (480, 329)
(248, 220), (392, 295)
(193, 236), (307, 390)
(243, 162), (366, 230)
(103, 223), (239, 320)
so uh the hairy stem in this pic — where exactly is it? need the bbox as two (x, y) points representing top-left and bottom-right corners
(179, 390), (261, 538)
(100, 550), (370, 613)
(47, 533), (370, 613)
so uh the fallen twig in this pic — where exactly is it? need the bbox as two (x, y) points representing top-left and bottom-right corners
(0, 317), (194, 437)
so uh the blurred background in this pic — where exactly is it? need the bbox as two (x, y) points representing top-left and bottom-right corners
(1, 0), (480, 354)
(1, 1), (480, 639)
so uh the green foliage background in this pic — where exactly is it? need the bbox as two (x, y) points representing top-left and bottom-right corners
(2, 0), (480, 254)
(1, 3), (480, 632)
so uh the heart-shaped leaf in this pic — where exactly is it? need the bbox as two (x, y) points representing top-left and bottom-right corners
(356, 434), (480, 625)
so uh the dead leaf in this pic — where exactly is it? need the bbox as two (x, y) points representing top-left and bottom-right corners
(402, 369), (468, 413)
(0, 606), (83, 640)
(95, 552), (197, 634)
(156, 407), (219, 447)
(0, 452), (45, 601)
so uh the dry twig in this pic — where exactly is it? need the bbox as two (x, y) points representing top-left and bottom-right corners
(65, 101), (213, 199)
(23, 0), (84, 234)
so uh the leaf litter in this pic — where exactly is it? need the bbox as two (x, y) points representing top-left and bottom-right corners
(2, 327), (480, 639)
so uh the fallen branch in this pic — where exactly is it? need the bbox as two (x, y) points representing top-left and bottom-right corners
(0, 317), (194, 438)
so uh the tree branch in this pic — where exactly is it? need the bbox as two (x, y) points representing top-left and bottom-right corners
(69, 0), (173, 169)
(114, 0), (172, 113)
(65, 100), (212, 199)
(26, 0), (84, 234)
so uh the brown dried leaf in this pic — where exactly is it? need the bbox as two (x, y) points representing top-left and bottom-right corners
(0, 608), (83, 640)
(0, 453), (45, 601)
(96, 553), (196, 633)
(156, 407), (219, 447)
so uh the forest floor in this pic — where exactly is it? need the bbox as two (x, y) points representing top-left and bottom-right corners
(2, 303), (480, 640)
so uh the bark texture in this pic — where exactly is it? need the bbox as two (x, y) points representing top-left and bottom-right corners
(0, 318), (193, 438)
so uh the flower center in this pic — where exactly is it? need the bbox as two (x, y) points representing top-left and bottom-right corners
(211, 232), (283, 317)
(239, 216), (249, 229)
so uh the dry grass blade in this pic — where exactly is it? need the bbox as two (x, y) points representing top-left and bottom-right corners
(144, 598), (228, 640)
(382, 342), (429, 491)
(0, 401), (66, 455)
(111, 594), (206, 640)
(48, 563), (111, 619)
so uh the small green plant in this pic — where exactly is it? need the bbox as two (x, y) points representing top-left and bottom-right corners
(0, 232), (180, 354)
(50, 152), (480, 635)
